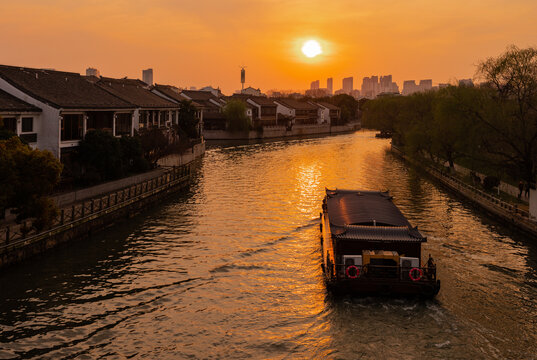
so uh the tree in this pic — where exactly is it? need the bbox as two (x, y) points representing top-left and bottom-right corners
(119, 135), (148, 174)
(330, 94), (359, 124)
(178, 100), (200, 138)
(475, 46), (537, 184)
(139, 127), (170, 167)
(77, 130), (123, 183)
(0, 137), (62, 229)
(224, 100), (250, 132)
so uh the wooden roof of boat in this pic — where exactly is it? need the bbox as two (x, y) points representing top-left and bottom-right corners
(325, 189), (425, 242)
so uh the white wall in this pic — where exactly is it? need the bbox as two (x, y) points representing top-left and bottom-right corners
(0, 78), (61, 158)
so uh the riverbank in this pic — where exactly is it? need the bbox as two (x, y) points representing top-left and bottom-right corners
(391, 144), (537, 238)
(203, 122), (360, 140)
(0, 141), (205, 269)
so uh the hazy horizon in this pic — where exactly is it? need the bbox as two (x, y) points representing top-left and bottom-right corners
(1, 0), (536, 93)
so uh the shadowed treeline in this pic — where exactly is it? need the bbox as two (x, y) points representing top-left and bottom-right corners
(361, 46), (537, 187)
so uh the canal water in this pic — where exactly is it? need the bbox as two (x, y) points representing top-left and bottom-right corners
(1, 131), (536, 359)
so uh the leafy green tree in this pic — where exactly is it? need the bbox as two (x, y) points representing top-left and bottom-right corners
(77, 130), (123, 183)
(330, 94), (359, 124)
(178, 100), (200, 138)
(475, 45), (537, 184)
(0, 137), (62, 229)
(139, 128), (170, 167)
(120, 135), (149, 174)
(224, 100), (250, 132)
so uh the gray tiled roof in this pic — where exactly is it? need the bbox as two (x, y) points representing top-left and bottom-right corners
(0, 65), (134, 109)
(96, 78), (178, 109)
(0, 89), (41, 112)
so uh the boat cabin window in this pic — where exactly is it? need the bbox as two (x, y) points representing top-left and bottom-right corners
(344, 258), (355, 266)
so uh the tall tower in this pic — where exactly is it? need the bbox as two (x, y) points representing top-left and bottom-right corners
(240, 66), (246, 90)
(142, 68), (153, 85)
(327, 78), (333, 95)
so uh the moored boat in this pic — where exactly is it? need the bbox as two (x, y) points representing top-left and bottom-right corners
(320, 189), (440, 297)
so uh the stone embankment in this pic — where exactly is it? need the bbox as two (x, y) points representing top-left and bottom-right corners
(0, 141), (205, 269)
(203, 123), (360, 140)
(391, 145), (537, 238)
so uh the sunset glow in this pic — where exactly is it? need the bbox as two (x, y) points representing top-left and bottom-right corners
(0, 1), (536, 92)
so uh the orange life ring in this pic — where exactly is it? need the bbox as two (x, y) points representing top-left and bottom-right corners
(409, 267), (423, 281)
(346, 265), (360, 279)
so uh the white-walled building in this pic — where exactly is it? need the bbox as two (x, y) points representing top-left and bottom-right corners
(94, 77), (179, 130)
(0, 89), (42, 146)
(0, 65), (136, 159)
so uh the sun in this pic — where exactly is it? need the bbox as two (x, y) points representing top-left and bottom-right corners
(301, 40), (322, 58)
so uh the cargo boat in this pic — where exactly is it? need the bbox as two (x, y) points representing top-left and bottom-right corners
(320, 189), (440, 297)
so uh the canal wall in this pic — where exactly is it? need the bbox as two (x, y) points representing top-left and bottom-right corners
(0, 140), (206, 269)
(0, 166), (191, 269)
(203, 123), (359, 140)
(391, 145), (537, 238)
(157, 140), (205, 167)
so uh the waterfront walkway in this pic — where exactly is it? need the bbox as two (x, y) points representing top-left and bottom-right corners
(391, 145), (537, 238)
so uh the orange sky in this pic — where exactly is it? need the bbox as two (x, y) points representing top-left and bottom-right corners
(1, 0), (536, 94)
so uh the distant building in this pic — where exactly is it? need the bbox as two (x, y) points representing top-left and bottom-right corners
(241, 86), (262, 96)
(402, 79), (433, 96)
(142, 68), (153, 85)
(459, 79), (474, 87)
(402, 80), (418, 96)
(200, 86), (223, 97)
(438, 83), (449, 89)
(310, 80), (320, 90)
(342, 77), (353, 94)
(305, 88), (329, 98)
(419, 79), (432, 91)
(327, 78), (333, 95)
(273, 98), (319, 125)
(349, 89), (361, 99)
(362, 75), (399, 99)
(86, 67), (100, 77)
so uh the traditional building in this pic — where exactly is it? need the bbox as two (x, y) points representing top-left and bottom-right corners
(273, 98), (318, 125)
(94, 77), (179, 130)
(0, 65), (135, 159)
(180, 90), (226, 130)
(0, 89), (42, 145)
(151, 84), (203, 136)
(246, 96), (277, 126)
(311, 101), (341, 125)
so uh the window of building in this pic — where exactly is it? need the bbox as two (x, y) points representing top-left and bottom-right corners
(61, 114), (83, 141)
(1, 117), (17, 133)
(21, 117), (33, 133)
(115, 113), (132, 136)
(86, 111), (113, 132)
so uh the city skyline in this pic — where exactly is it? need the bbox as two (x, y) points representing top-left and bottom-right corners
(1, 1), (536, 93)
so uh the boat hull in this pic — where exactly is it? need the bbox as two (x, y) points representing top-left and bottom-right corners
(324, 276), (441, 298)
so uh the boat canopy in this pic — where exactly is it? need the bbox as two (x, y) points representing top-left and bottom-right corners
(325, 189), (426, 242)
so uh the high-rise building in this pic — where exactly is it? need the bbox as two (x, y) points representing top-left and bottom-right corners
(419, 79), (432, 91)
(402, 80), (417, 95)
(142, 68), (153, 85)
(459, 79), (474, 87)
(327, 78), (333, 95)
(342, 77), (353, 94)
(86, 67), (100, 77)
(310, 80), (320, 90)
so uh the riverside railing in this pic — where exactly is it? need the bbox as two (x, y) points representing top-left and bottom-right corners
(1, 164), (190, 247)
(391, 145), (534, 223)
